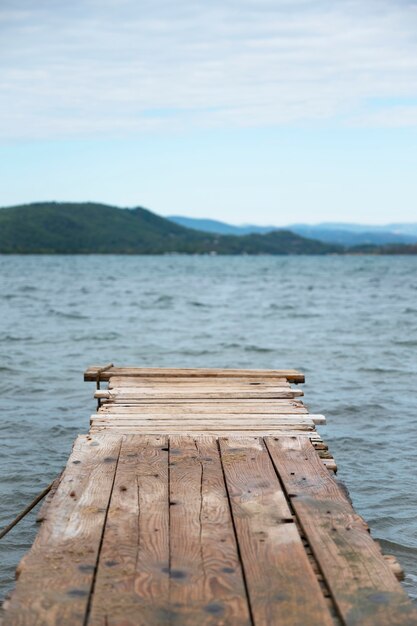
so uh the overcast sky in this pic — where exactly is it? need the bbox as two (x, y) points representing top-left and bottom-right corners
(1, 0), (417, 224)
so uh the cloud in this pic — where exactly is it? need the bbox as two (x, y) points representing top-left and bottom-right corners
(1, 0), (417, 139)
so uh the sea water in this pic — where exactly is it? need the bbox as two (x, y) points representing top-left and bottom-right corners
(1, 254), (417, 601)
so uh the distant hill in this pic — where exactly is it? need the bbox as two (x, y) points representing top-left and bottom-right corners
(301, 222), (417, 236)
(349, 243), (417, 255)
(0, 202), (340, 254)
(288, 226), (417, 247)
(168, 216), (417, 246)
(169, 216), (274, 236)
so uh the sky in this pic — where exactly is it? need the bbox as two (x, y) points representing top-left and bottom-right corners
(1, 0), (417, 225)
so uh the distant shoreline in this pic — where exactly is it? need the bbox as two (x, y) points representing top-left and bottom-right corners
(1, 202), (416, 255)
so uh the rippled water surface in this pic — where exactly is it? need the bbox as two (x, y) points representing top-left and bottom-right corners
(1, 255), (417, 601)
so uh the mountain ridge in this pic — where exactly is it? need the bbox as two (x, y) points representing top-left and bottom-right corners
(0, 202), (339, 255)
(168, 216), (417, 246)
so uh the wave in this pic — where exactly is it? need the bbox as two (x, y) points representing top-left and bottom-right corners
(48, 309), (89, 320)
(244, 345), (274, 353)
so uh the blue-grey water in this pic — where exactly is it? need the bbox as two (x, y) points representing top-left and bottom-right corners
(1, 255), (417, 603)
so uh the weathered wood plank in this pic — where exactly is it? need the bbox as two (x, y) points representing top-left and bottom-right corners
(88, 435), (170, 626)
(96, 389), (304, 400)
(106, 385), (292, 394)
(219, 437), (334, 626)
(96, 413), (308, 421)
(2, 434), (122, 626)
(89, 427), (317, 437)
(108, 379), (290, 387)
(91, 418), (316, 427)
(93, 413), (313, 422)
(108, 376), (289, 388)
(265, 436), (417, 626)
(98, 402), (307, 414)
(91, 427), (315, 435)
(107, 379), (290, 386)
(105, 397), (305, 402)
(168, 435), (251, 625)
(84, 367), (305, 383)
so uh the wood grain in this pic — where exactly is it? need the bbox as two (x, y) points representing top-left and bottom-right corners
(88, 435), (170, 626)
(98, 401), (307, 414)
(92, 414), (313, 423)
(168, 435), (251, 625)
(108, 376), (289, 388)
(90, 425), (314, 438)
(7, 366), (416, 626)
(84, 367), (305, 383)
(3, 434), (122, 626)
(96, 389), (303, 400)
(265, 436), (417, 626)
(91, 418), (315, 428)
(219, 437), (334, 626)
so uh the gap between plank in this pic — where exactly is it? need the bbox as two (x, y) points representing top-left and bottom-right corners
(168, 437), (172, 611)
(263, 437), (343, 626)
(83, 437), (124, 626)
(216, 437), (255, 626)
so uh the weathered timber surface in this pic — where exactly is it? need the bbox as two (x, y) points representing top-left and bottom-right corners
(108, 376), (290, 387)
(168, 435), (251, 625)
(94, 417), (311, 426)
(84, 366), (305, 383)
(96, 389), (304, 400)
(219, 437), (335, 626)
(93, 413), (312, 421)
(3, 366), (416, 626)
(98, 400), (308, 412)
(7, 433), (413, 626)
(2, 434), (122, 626)
(88, 435), (170, 626)
(90, 426), (316, 435)
(265, 436), (417, 626)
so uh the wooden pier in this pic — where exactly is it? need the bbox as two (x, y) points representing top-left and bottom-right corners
(2, 365), (417, 625)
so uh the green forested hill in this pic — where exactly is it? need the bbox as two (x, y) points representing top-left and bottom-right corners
(0, 202), (340, 254)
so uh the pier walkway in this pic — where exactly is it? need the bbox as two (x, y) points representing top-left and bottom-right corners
(2, 366), (417, 625)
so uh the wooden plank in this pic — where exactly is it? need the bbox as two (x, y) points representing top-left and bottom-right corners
(166, 422), (311, 432)
(108, 383), (292, 397)
(84, 366), (305, 383)
(91, 416), (315, 425)
(322, 458), (337, 472)
(88, 435), (170, 626)
(90, 425), (315, 437)
(109, 376), (289, 388)
(265, 436), (417, 626)
(168, 435), (251, 625)
(108, 379), (291, 386)
(92, 414), (323, 425)
(93, 413), (312, 421)
(96, 389), (303, 400)
(88, 425), (316, 434)
(106, 384), (292, 392)
(91, 425), (315, 433)
(98, 402), (307, 414)
(219, 437), (334, 626)
(98, 398), (306, 406)
(2, 434), (122, 626)
(97, 410), (307, 415)
(97, 386), (297, 394)
(108, 378), (290, 386)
